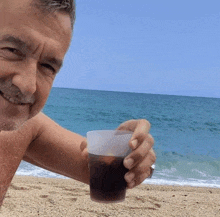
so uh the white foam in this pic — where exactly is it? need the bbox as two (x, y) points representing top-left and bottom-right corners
(143, 178), (220, 188)
(192, 169), (208, 177)
(16, 166), (68, 179)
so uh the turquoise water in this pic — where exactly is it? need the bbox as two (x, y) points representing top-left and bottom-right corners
(17, 87), (220, 188)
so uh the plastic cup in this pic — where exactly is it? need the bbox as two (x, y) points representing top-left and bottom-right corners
(86, 130), (132, 203)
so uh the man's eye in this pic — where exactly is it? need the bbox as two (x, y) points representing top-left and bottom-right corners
(2, 47), (21, 54)
(41, 63), (56, 73)
(1, 47), (24, 59)
(4, 47), (16, 52)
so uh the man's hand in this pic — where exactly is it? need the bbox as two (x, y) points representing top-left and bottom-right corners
(117, 119), (156, 189)
(80, 119), (156, 188)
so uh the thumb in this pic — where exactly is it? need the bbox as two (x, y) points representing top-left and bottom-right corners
(80, 140), (89, 160)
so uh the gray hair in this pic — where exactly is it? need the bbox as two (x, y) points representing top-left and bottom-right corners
(34, 0), (76, 29)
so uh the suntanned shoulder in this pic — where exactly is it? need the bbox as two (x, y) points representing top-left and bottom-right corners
(27, 112), (60, 141)
(27, 112), (84, 146)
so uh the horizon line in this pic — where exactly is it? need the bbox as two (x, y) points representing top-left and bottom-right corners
(52, 86), (220, 100)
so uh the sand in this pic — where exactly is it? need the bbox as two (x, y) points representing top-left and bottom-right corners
(0, 175), (220, 217)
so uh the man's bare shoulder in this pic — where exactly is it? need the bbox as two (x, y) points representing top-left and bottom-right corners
(23, 112), (59, 141)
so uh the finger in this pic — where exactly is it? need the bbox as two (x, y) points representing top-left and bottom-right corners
(124, 140), (149, 169)
(124, 135), (154, 169)
(116, 119), (138, 132)
(117, 119), (151, 135)
(127, 172), (149, 189)
(130, 133), (154, 150)
(80, 140), (89, 159)
(82, 148), (89, 160)
(129, 120), (151, 149)
(80, 140), (87, 151)
(125, 148), (156, 188)
(132, 150), (156, 188)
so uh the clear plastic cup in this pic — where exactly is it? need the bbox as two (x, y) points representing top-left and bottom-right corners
(87, 130), (132, 203)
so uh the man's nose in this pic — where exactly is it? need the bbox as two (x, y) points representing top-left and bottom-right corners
(11, 62), (37, 97)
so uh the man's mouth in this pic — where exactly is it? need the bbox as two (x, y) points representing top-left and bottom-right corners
(0, 90), (26, 106)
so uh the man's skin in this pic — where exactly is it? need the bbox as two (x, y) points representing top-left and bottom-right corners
(0, 0), (156, 206)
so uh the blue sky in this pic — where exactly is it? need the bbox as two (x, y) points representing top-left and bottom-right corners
(53, 0), (220, 98)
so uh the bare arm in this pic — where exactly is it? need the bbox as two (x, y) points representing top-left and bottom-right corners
(23, 113), (156, 189)
(23, 113), (90, 185)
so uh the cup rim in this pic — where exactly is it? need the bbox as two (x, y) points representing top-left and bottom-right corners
(87, 129), (133, 135)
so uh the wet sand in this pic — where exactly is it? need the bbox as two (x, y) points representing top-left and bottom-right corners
(0, 175), (220, 217)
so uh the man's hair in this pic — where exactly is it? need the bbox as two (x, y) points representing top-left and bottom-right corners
(34, 0), (76, 29)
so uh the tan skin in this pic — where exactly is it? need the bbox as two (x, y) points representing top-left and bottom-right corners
(0, 0), (156, 206)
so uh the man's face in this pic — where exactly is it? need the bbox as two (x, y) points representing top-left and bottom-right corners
(0, 0), (72, 131)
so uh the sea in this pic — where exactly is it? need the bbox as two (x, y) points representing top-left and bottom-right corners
(16, 87), (220, 188)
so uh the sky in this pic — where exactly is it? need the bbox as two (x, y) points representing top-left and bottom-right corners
(53, 0), (220, 98)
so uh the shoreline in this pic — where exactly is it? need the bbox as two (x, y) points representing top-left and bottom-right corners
(1, 175), (220, 217)
(143, 179), (220, 189)
(16, 173), (220, 189)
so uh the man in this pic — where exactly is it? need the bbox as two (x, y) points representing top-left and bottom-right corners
(0, 0), (156, 206)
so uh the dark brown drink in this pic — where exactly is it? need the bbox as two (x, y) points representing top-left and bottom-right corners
(89, 153), (129, 203)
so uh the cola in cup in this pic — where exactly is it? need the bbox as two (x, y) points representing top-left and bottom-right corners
(87, 130), (132, 203)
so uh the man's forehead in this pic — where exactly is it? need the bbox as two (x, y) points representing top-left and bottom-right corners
(0, 0), (32, 11)
(0, 0), (43, 8)
(0, 0), (72, 50)
(0, 0), (72, 32)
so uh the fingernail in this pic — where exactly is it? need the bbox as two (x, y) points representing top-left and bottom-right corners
(125, 172), (135, 183)
(128, 181), (135, 189)
(131, 140), (138, 149)
(124, 158), (134, 169)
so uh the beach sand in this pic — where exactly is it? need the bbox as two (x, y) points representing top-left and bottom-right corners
(0, 176), (220, 217)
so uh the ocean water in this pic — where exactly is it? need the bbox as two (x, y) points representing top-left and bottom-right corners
(17, 87), (220, 188)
